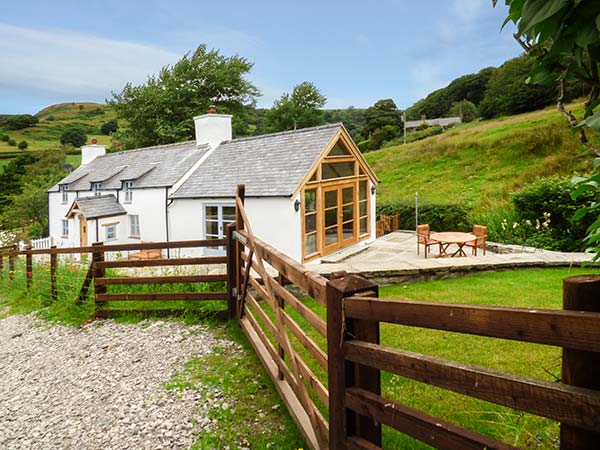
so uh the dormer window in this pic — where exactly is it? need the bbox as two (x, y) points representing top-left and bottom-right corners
(124, 181), (133, 203)
(60, 185), (69, 204)
(92, 183), (102, 196)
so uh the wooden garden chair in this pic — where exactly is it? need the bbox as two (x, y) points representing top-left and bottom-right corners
(416, 224), (440, 258)
(466, 225), (487, 256)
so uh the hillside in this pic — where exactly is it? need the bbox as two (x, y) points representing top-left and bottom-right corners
(365, 102), (597, 214)
(0, 102), (116, 158)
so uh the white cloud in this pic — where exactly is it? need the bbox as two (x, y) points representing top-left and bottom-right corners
(0, 23), (179, 99)
(452, 0), (486, 24)
(408, 60), (446, 102)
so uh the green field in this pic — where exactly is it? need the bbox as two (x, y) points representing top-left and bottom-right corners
(0, 102), (115, 156)
(366, 102), (598, 214)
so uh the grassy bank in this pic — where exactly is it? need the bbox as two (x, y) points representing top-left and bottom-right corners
(365, 102), (598, 214)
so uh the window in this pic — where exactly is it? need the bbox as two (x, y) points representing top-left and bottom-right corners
(60, 185), (69, 204)
(105, 224), (117, 241)
(61, 219), (69, 237)
(92, 183), (102, 196)
(359, 181), (369, 236)
(124, 181), (133, 203)
(204, 205), (235, 254)
(129, 215), (140, 237)
(304, 189), (317, 256)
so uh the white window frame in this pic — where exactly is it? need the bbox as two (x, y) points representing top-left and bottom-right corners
(60, 185), (69, 204)
(129, 214), (140, 238)
(93, 183), (102, 196)
(124, 181), (133, 203)
(105, 224), (117, 241)
(61, 219), (69, 237)
(204, 204), (235, 255)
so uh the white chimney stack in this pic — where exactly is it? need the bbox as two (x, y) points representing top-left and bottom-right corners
(81, 138), (106, 165)
(194, 106), (232, 149)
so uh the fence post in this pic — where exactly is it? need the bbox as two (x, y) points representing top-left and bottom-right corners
(25, 245), (32, 289)
(327, 274), (382, 449)
(561, 275), (600, 450)
(225, 222), (237, 320)
(277, 273), (286, 381)
(9, 246), (15, 281)
(50, 245), (57, 302)
(92, 242), (106, 314)
(0, 251), (4, 278)
(235, 184), (245, 321)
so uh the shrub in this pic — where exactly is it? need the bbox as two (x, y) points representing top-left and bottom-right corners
(8, 139), (16, 146)
(377, 202), (471, 232)
(368, 125), (399, 150)
(100, 119), (118, 135)
(0, 134), (7, 142)
(17, 141), (28, 150)
(357, 140), (370, 153)
(60, 125), (87, 147)
(512, 177), (599, 251)
(46, 115), (56, 121)
(417, 121), (430, 131)
(78, 104), (84, 110)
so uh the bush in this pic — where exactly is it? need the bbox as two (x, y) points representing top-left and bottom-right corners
(0, 134), (8, 142)
(78, 104), (84, 110)
(417, 121), (430, 131)
(17, 141), (28, 150)
(377, 202), (471, 232)
(511, 177), (599, 251)
(46, 115), (56, 121)
(60, 125), (87, 147)
(383, 125), (444, 148)
(368, 125), (399, 150)
(1, 114), (39, 130)
(100, 119), (118, 135)
(357, 140), (370, 153)
(8, 139), (16, 146)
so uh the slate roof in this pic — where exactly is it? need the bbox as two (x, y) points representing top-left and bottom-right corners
(50, 141), (211, 192)
(405, 117), (462, 129)
(67, 195), (126, 219)
(171, 123), (342, 199)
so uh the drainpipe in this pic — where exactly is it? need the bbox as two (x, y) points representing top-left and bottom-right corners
(95, 219), (99, 243)
(165, 187), (173, 258)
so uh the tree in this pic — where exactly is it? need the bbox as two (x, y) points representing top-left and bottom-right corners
(265, 82), (326, 132)
(111, 44), (259, 148)
(478, 55), (557, 119)
(364, 99), (402, 135)
(494, 0), (600, 260)
(17, 141), (28, 150)
(449, 100), (478, 122)
(368, 125), (399, 151)
(1, 114), (39, 130)
(60, 125), (87, 147)
(0, 152), (38, 215)
(100, 119), (118, 135)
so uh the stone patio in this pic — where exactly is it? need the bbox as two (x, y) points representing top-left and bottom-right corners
(314, 231), (596, 284)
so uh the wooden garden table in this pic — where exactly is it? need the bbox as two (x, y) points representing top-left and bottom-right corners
(430, 232), (477, 257)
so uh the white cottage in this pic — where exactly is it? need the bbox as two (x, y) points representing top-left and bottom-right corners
(49, 112), (378, 262)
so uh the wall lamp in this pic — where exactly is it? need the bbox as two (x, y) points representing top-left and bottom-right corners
(371, 185), (376, 195)
(294, 199), (301, 212)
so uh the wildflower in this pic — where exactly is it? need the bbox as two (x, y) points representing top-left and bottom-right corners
(27, 271), (32, 277)
(512, 222), (519, 229)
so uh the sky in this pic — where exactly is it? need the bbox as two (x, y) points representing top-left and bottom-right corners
(0, 0), (521, 114)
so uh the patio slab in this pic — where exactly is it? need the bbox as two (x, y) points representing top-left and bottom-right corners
(315, 231), (597, 284)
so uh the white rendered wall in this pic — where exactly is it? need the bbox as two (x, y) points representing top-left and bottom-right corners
(169, 196), (302, 261)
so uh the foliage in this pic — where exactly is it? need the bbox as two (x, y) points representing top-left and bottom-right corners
(357, 139), (369, 152)
(60, 125), (87, 147)
(368, 125), (399, 151)
(377, 202), (471, 232)
(17, 141), (28, 150)
(110, 44), (259, 148)
(323, 107), (367, 142)
(405, 67), (496, 120)
(0, 114), (39, 130)
(448, 99), (478, 122)
(417, 121), (429, 131)
(478, 55), (558, 119)
(572, 168), (600, 260)
(364, 99), (402, 136)
(264, 81), (326, 132)
(382, 125), (444, 148)
(495, 0), (600, 259)
(1, 134), (9, 142)
(100, 119), (118, 135)
(7, 139), (16, 146)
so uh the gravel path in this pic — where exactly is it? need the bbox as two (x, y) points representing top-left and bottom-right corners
(0, 314), (228, 450)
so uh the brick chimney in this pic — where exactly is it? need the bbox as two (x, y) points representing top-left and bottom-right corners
(194, 106), (232, 149)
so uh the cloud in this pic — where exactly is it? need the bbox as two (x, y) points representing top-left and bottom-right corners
(408, 60), (446, 102)
(0, 23), (179, 100)
(451, 0), (486, 24)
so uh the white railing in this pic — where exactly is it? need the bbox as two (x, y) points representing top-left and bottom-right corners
(29, 236), (54, 250)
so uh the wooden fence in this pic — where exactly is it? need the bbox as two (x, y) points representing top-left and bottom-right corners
(0, 239), (233, 318)
(375, 214), (401, 238)
(230, 184), (600, 450)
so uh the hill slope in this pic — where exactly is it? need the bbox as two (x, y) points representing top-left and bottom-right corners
(365, 102), (597, 214)
(0, 102), (116, 156)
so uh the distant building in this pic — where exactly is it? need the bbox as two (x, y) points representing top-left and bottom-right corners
(405, 116), (462, 131)
(48, 112), (378, 263)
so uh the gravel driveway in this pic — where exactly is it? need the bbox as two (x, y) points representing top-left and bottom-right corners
(0, 314), (227, 450)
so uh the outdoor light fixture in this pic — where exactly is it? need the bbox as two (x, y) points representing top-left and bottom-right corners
(371, 185), (376, 195)
(294, 199), (301, 212)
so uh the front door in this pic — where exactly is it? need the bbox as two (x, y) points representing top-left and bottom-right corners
(79, 216), (88, 247)
(322, 184), (357, 254)
(204, 204), (236, 255)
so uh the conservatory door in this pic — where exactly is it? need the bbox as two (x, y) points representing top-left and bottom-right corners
(204, 204), (236, 255)
(322, 183), (357, 254)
